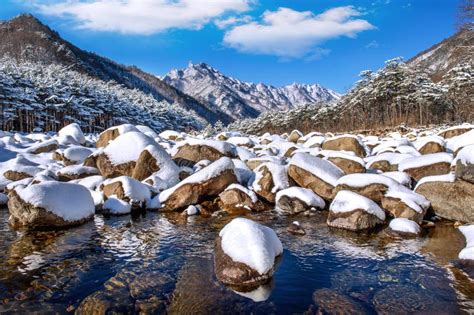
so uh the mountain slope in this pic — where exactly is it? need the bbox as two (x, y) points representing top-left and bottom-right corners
(408, 28), (474, 82)
(162, 62), (340, 119)
(0, 14), (232, 125)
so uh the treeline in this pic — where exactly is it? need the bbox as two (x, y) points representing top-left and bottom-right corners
(229, 58), (473, 135)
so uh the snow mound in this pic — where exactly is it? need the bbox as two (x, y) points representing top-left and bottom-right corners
(289, 152), (344, 186)
(58, 123), (85, 145)
(389, 218), (420, 234)
(330, 190), (386, 220)
(16, 182), (94, 221)
(57, 165), (99, 176)
(219, 217), (283, 275)
(458, 225), (474, 260)
(62, 146), (94, 163)
(103, 195), (132, 215)
(276, 187), (325, 209)
(103, 131), (156, 165)
(457, 145), (474, 165)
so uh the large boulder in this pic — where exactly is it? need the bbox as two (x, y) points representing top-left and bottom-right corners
(251, 162), (289, 203)
(8, 182), (94, 230)
(415, 175), (474, 223)
(455, 145), (474, 184)
(322, 135), (366, 158)
(414, 136), (445, 155)
(53, 146), (94, 166)
(437, 125), (473, 139)
(381, 188), (430, 224)
(96, 131), (156, 178)
(288, 153), (344, 201)
(398, 153), (453, 181)
(275, 187), (325, 215)
(96, 124), (138, 148)
(214, 218), (282, 288)
(172, 139), (237, 164)
(131, 144), (177, 181)
(159, 157), (237, 211)
(218, 184), (265, 213)
(100, 176), (151, 209)
(319, 151), (365, 174)
(327, 190), (386, 231)
(385, 218), (421, 238)
(366, 153), (412, 172)
(335, 173), (399, 204)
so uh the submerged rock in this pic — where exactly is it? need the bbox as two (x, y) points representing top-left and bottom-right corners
(312, 288), (367, 314)
(287, 221), (306, 235)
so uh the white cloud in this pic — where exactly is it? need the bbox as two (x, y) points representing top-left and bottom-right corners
(366, 40), (379, 49)
(36, 0), (252, 34)
(223, 6), (375, 58)
(215, 15), (252, 29)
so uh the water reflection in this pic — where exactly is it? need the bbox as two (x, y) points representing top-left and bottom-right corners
(0, 209), (472, 313)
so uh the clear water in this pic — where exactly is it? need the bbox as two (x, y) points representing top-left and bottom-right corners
(0, 208), (473, 314)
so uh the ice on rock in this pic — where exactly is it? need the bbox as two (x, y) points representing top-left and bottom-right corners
(16, 182), (95, 221)
(330, 190), (386, 220)
(389, 218), (420, 234)
(219, 217), (283, 275)
(458, 225), (474, 260)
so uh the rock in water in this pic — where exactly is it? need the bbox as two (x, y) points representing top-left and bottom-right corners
(159, 157), (237, 211)
(275, 187), (325, 215)
(415, 175), (474, 223)
(385, 218), (421, 238)
(287, 221), (306, 235)
(327, 190), (386, 231)
(8, 182), (94, 230)
(219, 184), (264, 213)
(214, 218), (283, 287)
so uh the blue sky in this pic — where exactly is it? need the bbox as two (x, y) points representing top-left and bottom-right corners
(1, 0), (459, 93)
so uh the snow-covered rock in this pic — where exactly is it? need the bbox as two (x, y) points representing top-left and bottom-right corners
(252, 162), (289, 203)
(172, 138), (237, 163)
(56, 165), (99, 181)
(288, 153), (344, 200)
(219, 183), (263, 213)
(160, 157), (237, 210)
(335, 173), (399, 204)
(215, 217), (283, 286)
(327, 190), (386, 231)
(455, 145), (474, 184)
(103, 195), (132, 215)
(58, 123), (85, 145)
(100, 176), (151, 208)
(387, 218), (421, 236)
(8, 182), (94, 229)
(458, 225), (474, 260)
(275, 187), (325, 215)
(398, 152), (453, 181)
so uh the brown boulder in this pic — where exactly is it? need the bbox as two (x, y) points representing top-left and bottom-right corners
(252, 163), (288, 203)
(328, 156), (365, 174)
(288, 130), (303, 143)
(418, 141), (445, 155)
(172, 142), (237, 164)
(26, 140), (58, 154)
(456, 159), (474, 184)
(132, 146), (173, 181)
(381, 195), (427, 224)
(327, 209), (385, 231)
(438, 126), (473, 139)
(218, 185), (265, 213)
(401, 162), (451, 181)
(322, 136), (366, 158)
(312, 288), (367, 314)
(415, 179), (474, 223)
(96, 153), (136, 178)
(160, 158), (237, 211)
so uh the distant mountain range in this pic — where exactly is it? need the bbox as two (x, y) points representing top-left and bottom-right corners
(162, 62), (340, 119)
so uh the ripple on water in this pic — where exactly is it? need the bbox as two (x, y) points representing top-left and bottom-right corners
(0, 209), (472, 313)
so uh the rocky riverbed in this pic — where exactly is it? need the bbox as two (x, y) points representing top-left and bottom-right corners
(0, 122), (473, 313)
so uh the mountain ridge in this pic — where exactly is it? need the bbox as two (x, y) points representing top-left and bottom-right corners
(162, 62), (340, 120)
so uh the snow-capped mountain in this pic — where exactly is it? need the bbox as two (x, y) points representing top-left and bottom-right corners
(162, 62), (340, 119)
